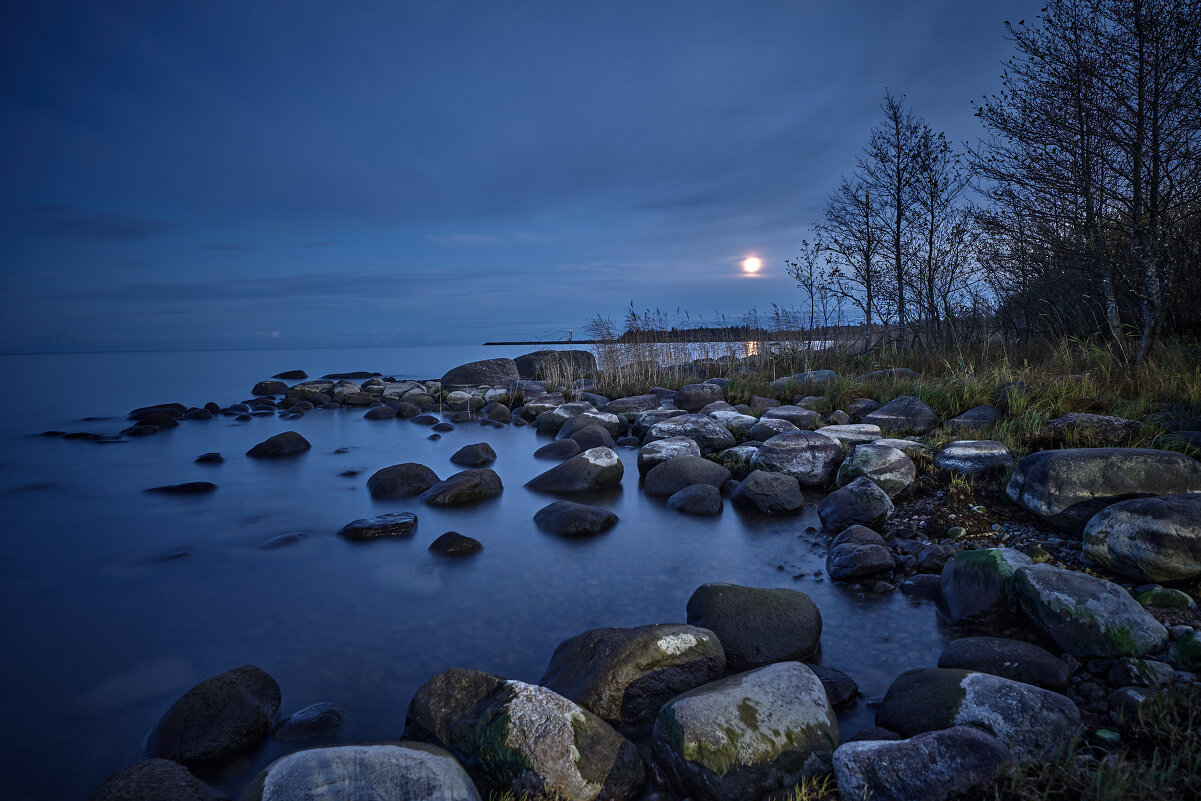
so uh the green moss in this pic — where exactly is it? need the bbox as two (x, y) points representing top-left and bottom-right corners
(1103, 624), (1141, 657)
(1170, 632), (1201, 671)
(1136, 588), (1197, 610)
(738, 698), (760, 730)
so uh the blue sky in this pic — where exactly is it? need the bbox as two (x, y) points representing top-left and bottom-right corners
(1, 0), (1041, 351)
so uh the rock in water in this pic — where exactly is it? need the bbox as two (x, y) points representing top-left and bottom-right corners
(535, 439), (584, 460)
(273, 702), (344, 743)
(637, 436), (701, 476)
(338, 512), (418, 540)
(749, 431), (843, 486)
(515, 349), (596, 380)
(419, 469), (503, 506)
(367, 463), (440, 498)
(1082, 494), (1201, 582)
(729, 470), (805, 515)
(540, 624), (725, 736)
(450, 442), (497, 467)
(240, 743), (481, 801)
(526, 447), (624, 493)
(643, 456), (731, 497)
(428, 532), (483, 556)
(667, 484), (723, 515)
(89, 759), (229, 801)
(937, 637), (1070, 690)
(246, 431), (311, 458)
(826, 526), (894, 581)
(651, 662), (839, 801)
(145, 482), (217, 495)
(833, 727), (1011, 801)
(440, 358), (520, 389)
(533, 501), (619, 537)
(817, 476), (894, 531)
(685, 583), (821, 671)
(937, 548), (1032, 627)
(145, 665), (281, 766)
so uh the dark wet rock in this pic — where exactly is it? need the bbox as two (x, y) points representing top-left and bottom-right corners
(1082, 494), (1201, 582)
(934, 440), (1014, 478)
(631, 408), (687, 438)
(845, 398), (881, 419)
(667, 484), (723, 515)
(138, 411), (180, 428)
(686, 583), (821, 671)
(515, 349), (597, 380)
(836, 443), (915, 497)
(1169, 632), (1201, 671)
(826, 526), (894, 581)
(273, 702), (344, 743)
(367, 463), (440, 498)
(1107, 657), (1176, 689)
(145, 665), (281, 766)
(652, 661), (838, 801)
(182, 408), (214, 420)
(936, 548), (1032, 627)
(876, 667), (1080, 761)
(861, 396), (938, 434)
(761, 405), (820, 429)
(1048, 412), (1141, 444)
(557, 411), (622, 440)
(411, 414), (439, 426)
(729, 470), (805, 515)
(256, 532), (306, 550)
(534, 439), (584, 460)
(405, 668), (645, 801)
(89, 759), (229, 801)
(750, 431), (843, 486)
(900, 574), (942, 601)
(450, 442), (497, 468)
(246, 431), (311, 458)
(605, 394), (660, 415)
(644, 414), (737, 454)
(252, 380), (289, 396)
(947, 403), (1003, 431)
(287, 380), (336, 400)
(338, 512), (418, 540)
(1005, 447), (1201, 533)
(817, 477), (894, 532)
(916, 543), (957, 573)
(833, 726), (1010, 801)
(637, 436), (702, 477)
(428, 531), (482, 556)
(810, 664), (859, 708)
(770, 370), (839, 392)
(129, 403), (187, 420)
(540, 624), (725, 737)
(843, 726), (902, 743)
(240, 743), (481, 801)
(339, 469), (364, 478)
(746, 417), (798, 441)
(420, 469), (503, 506)
(480, 402), (512, 424)
(938, 637), (1070, 690)
(121, 424), (160, 437)
(675, 383), (725, 413)
(273, 370), (307, 380)
(363, 405), (397, 420)
(644, 456), (731, 497)
(994, 380), (1035, 410)
(1013, 563), (1169, 657)
(570, 424), (616, 450)
(713, 444), (760, 480)
(440, 357), (520, 389)
(534, 501), (619, 537)
(526, 447), (624, 494)
(709, 410), (760, 439)
(146, 482), (217, 495)
(431, 422), (455, 432)
(323, 371), (379, 379)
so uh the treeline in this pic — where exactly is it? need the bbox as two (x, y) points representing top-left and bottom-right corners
(795, 0), (1201, 363)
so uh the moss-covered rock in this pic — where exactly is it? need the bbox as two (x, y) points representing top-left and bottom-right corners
(1169, 632), (1201, 671)
(937, 548), (1033, 627)
(1134, 587), (1197, 610)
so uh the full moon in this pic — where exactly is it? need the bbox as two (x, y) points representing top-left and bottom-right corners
(742, 257), (762, 273)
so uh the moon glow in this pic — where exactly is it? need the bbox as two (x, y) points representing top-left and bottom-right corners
(742, 257), (762, 274)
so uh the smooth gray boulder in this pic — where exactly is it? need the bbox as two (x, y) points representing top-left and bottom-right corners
(605, 394), (660, 415)
(246, 431), (311, 458)
(1005, 447), (1201, 533)
(368, 463), (441, 498)
(946, 403), (1003, 431)
(534, 439), (583, 460)
(515, 349), (596, 380)
(1082, 494), (1201, 582)
(557, 411), (622, 440)
(750, 431), (843, 486)
(637, 436), (701, 477)
(651, 662), (839, 801)
(533, 501), (619, 537)
(441, 358), (520, 389)
(240, 742), (482, 801)
(676, 383), (725, 413)
(526, 447), (624, 493)
(540, 624), (725, 736)
(813, 424), (882, 447)
(685, 584), (821, 670)
(419, 469), (503, 506)
(272, 702), (344, 743)
(644, 414), (737, 455)
(90, 759), (229, 801)
(938, 637), (1070, 690)
(762, 405), (821, 429)
(937, 548), (1033, 627)
(833, 726), (1010, 801)
(862, 396), (939, 434)
(845, 397), (881, 418)
(644, 456), (731, 497)
(835, 443), (915, 497)
(338, 512), (418, 540)
(1013, 563), (1169, 657)
(875, 668), (1081, 762)
(729, 470), (805, 515)
(450, 443), (497, 468)
(934, 440), (1014, 478)
(668, 484), (723, 515)
(252, 380), (289, 396)
(826, 525), (894, 581)
(817, 476), (894, 531)
(571, 425), (616, 450)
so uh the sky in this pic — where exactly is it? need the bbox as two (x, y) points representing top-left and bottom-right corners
(0, 0), (1043, 352)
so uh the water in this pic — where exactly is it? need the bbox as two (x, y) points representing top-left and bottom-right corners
(0, 345), (953, 799)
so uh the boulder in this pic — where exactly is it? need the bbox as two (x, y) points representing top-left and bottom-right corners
(855, 368), (919, 381)
(246, 431), (311, 458)
(667, 484), (723, 515)
(862, 396), (939, 434)
(845, 398), (881, 419)
(713, 444), (760, 480)
(605, 394), (660, 415)
(685, 584), (821, 671)
(746, 418), (798, 442)
(874, 438), (928, 455)
(441, 358), (520, 389)
(809, 664), (859, 708)
(338, 512), (418, 540)
(571, 425), (616, 450)
(1048, 412), (1141, 444)
(826, 526), (894, 581)
(1005, 447), (1201, 533)
(272, 702), (345, 743)
(535, 439), (583, 460)
(405, 669), (646, 801)
(835, 443), (915, 497)
(89, 759), (229, 801)
(540, 624), (725, 736)
(934, 440), (1014, 478)
(817, 477), (894, 531)
(363, 405), (397, 420)
(750, 431), (843, 486)
(367, 463), (440, 498)
(429, 532), (483, 556)
(637, 436), (701, 477)
(937, 637), (1070, 690)
(1082, 494), (1201, 582)
(145, 665), (281, 766)
(450, 443), (498, 468)
(762, 406), (821, 429)
(146, 482), (217, 495)
(240, 743), (481, 801)
(813, 424), (882, 447)
(252, 380), (289, 396)
(875, 668), (1081, 761)
(534, 501), (619, 537)
(644, 456), (731, 497)
(710, 410), (760, 439)
(833, 727), (1010, 801)
(771, 370), (838, 391)
(515, 349), (596, 380)
(631, 409), (687, 438)
(644, 414), (737, 455)
(936, 548), (1033, 627)
(729, 470), (805, 515)
(526, 447), (624, 493)
(274, 370), (307, 380)
(287, 380), (335, 400)
(946, 403), (1003, 431)
(651, 662), (838, 801)
(419, 469), (504, 506)
(1169, 632), (1201, 671)
(1012, 563), (1169, 657)
(557, 411), (622, 440)
(676, 383), (725, 413)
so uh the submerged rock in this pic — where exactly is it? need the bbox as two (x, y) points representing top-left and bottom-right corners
(817, 476), (894, 531)
(667, 484), (723, 515)
(428, 531), (483, 556)
(685, 583), (821, 670)
(937, 548), (1032, 627)
(89, 759), (229, 801)
(338, 512), (418, 540)
(644, 456), (731, 497)
(533, 501), (619, 537)
(419, 469), (503, 506)
(367, 463), (440, 498)
(246, 431), (311, 458)
(441, 358), (520, 389)
(729, 470), (805, 515)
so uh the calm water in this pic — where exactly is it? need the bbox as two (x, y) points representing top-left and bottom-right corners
(0, 345), (953, 800)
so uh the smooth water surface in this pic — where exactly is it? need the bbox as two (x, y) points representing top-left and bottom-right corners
(0, 346), (954, 799)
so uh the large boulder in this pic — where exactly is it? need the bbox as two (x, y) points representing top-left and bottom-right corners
(645, 414), (737, 455)
(729, 470), (805, 515)
(938, 637), (1070, 690)
(745, 417), (797, 442)
(685, 584), (821, 671)
(367, 463), (441, 498)
(557, 411), (622, 440)
(711, 410), (761, 439)
(1082, 494), (1201, 582)
(540, 624), (725, 736)
(826, 526), (895, 581)
(1048, 412), (1141, 444)
(813, 424), (882, 447)
(251, 380), (289, 396)
(833, 727), (1010, 801)
(762, 405), (821, 429)
(515, 349), (596, 380)
(526, 447), (624, 493)
(535, 440), (583, 460)
(676, 383), (725, 413)
(631, 409), (687, 439)
(937, 548), (1033, 627)
(934, 440), (1014, 478)
(419, 469), (504, 506)
(534, 501), (619, 537)
(246, 431), (311, 458)
(637, 436), (701, 477)
(240, 743), (482, 801)
(1012, 563), (1169, 657)
(668, 484), (724, 515)
(644, 456), (731, 497)
(90, 759), (229, 801)
(817, 476), (894, 531)
(450, 443), (498, 468)
(875, 668), (1081, 762)
(441, 358), (520, 389)
(861, 396), (938, 434)
(1005, 447), (1201, 533)
(338, 512), (418, 540)
(713, 444), (761, 481)
(750, 431), (843, 486)
(606, 394), (661, 415)
(651, 662), (839, 801)
(405, 669), (646, 801)
(770, 370), (838, 392)
(145, 666), (281, 766)
(835, 443), (915, 497)
(946, 403), (1003, 431)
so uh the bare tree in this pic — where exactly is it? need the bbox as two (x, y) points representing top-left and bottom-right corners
(817, 175), (884, 351)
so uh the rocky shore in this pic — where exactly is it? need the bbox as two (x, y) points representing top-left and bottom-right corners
(76, 351), (1201, 801)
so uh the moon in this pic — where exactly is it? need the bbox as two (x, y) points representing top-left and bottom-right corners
(742, 257), (762, 274)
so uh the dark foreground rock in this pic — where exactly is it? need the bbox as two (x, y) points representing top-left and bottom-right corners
(1082, 493), (1201, 582)
(515, 349), (596, 380)
(685, 583), (821, 671)
(428, 531), (482, 556)
(729, 470), (805, 515)
(450, 442), (497, 467)
(440, 357), (520, 389)
(534, 439), (584, 460)
(338, 512), (418, 540)
(246, 431), (311, 458)
(667, 484), (723, 515)
(817, 476), (894, 531)
(367, 463), (440, 498)
(419, 469), (503, 506)
(526, 447), (624, 493)
(533, 501), (618, 537)
(146, 482), (217, 495)
(273, 702), (345, 743)
(833, 726), (1010, 801)
(936, 547), (1032, 627)
(89, 759), (229, 801)
(644, 455), (731, 497)
(938, 636), (1070, 690)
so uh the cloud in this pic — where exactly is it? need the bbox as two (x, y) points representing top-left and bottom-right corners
(6, 205), (177, 241)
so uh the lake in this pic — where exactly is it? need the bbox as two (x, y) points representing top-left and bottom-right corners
(0, 345), (952, 799)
